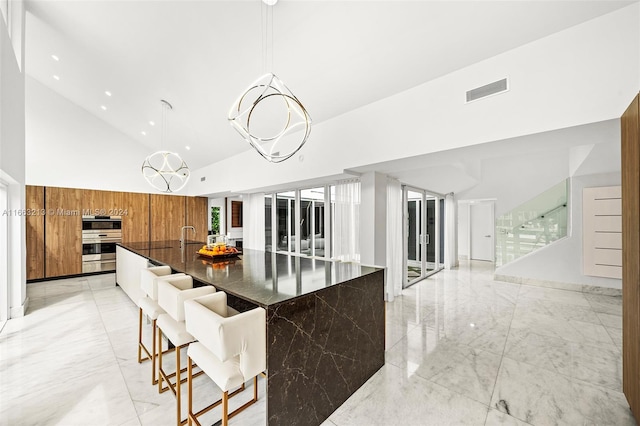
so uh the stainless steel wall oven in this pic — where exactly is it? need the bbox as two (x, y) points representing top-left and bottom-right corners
(82, 216), (122, 273)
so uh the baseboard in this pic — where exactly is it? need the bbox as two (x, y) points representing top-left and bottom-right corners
(10, 297), (29, 318)
(458, 255), (469, 260)
(494, 274), (621, 296)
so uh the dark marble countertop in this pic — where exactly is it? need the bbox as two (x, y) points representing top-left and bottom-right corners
(118, 240), (382, 308)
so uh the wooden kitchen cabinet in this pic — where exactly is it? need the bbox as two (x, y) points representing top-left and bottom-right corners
(150, 194), (185, 241)
(25, 185), (207, 279)
(26, 185), (45, 280)
(186, 196), (208, 242)
(45, 186), (83, 277)
(82, 188), (124, 215)
(121, 192), (149, 243)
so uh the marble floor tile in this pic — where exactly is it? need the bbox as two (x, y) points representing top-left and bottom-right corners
(597, 311), (622, 329)
(440, 318), (511, 355)
(584, 293), (623, 316)
(517, 285), (591, 307)
(484, 408), (531, 425)
(386, 333), (501, 405)
(510, 309), (614, 346)
(3, 263), (629, 426)
(490, 357), (634, 425)
(0, 363), (138, 426)
(87, 273), (117, 290)
(329, 363), (490, 426)
(385, 317), (419, 351)
(606, 325), (623, 350)
(514, 295), (601, 325)
(504, 329), (622, 391)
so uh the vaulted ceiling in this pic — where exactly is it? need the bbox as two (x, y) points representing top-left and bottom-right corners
(24, 0), (635, 171)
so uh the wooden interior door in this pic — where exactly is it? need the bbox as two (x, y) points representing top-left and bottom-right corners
(150, 194), (186, 241)
(45, 187), (82, 277)
(186, 196), (208, 242)
(622, 92), (640, 420)
(121, 192), (149, 243)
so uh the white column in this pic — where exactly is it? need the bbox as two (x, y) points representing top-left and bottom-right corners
(359, 172), (387, 267)
(444, 193), (458, 269)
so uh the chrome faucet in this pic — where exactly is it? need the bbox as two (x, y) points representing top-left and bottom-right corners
(180, 226), (196, 248)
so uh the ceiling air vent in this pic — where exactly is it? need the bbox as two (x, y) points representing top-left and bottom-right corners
(466, 78), (508, 103)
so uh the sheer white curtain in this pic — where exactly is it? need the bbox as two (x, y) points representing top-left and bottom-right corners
(386, 178), (403, 301)
(333, 179), (360, 262)
(242, 193), (265, 250)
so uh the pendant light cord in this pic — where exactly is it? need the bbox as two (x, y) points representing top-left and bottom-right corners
(160, 100), (172, 152)
(260, 1), (275, 74)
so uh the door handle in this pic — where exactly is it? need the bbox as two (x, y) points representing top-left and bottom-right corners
(484, 235), (491, 238)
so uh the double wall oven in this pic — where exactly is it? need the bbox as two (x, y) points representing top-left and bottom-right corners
(82, 216), (122, 273)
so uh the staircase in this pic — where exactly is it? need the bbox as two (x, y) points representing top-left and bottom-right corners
(495, 180), (569, 267)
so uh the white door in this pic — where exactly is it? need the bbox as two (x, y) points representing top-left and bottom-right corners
(470, 202), (494, 262)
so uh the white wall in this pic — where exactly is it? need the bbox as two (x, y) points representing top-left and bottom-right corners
(25, 77), (156, 193)
(495, 172), (622, 289)
(188, 4), (639, 197)
(360, 171), (387, 267)
(457, 202), (470, 259)
(458, 150), (569, 217)
(0, 4), (26, 318)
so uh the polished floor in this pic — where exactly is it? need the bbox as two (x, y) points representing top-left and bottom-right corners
(0, 261), (633, 425)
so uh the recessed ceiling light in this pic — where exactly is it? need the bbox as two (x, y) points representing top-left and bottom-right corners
(105, 91), (112, 97)
(52, 75), (60, 80)
(141, 131), (147, 136)
(262, 0), (278, 5)
(100, 105), (107, 111)
(51, 54), (59, 61)
(149, 121), (155, 126)
(185, 146), (191, 150)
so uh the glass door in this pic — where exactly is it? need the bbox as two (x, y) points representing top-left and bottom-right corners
(405, 189), (424, 285)
(404, 186), (443, 288)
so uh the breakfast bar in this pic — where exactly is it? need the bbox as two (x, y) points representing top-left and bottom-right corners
(116, 241), (385, 426)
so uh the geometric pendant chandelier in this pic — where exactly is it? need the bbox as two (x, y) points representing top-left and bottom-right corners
(228, 72), (311, 163)
(141, 100), (190, 193)
(228, 0), (311, 163)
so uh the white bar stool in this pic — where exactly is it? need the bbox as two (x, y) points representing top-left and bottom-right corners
(184, 292), (266, 426)
(138, 265), (185, 385)
(157, 275), (215, 426)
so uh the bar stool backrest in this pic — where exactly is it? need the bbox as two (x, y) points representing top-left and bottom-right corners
(140, 265), (174, 300)
(185, 293), (266, 380)
(157, 276), (215, 322)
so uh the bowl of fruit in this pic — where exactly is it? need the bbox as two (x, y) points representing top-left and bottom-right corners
(197, 243), (239, 258)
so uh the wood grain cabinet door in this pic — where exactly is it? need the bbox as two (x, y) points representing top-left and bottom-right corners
(45, 187), (82, 277)
(121, 192), (149, 243)
(26, 185), (45, 280)
(150, 194), (186, 241)
(186, 196), (208, 242)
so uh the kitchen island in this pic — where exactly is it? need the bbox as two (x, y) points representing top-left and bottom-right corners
(116, 241), (385, 426)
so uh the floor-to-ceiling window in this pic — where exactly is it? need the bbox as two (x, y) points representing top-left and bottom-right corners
(300, 187), (326, 257)
(265, 185), (335, 258)
(404, 186), (444, 287)
(276, 191), (295, 253)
